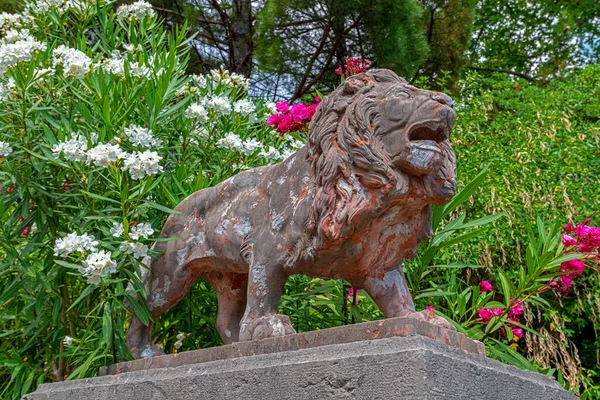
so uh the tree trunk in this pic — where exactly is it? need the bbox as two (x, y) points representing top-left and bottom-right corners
(230, 0), (253, 77)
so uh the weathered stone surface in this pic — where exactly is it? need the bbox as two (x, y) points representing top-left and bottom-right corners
(102, 317), (484, 375)
(25, 335), (575, 400)
(127, 69), (459, 359)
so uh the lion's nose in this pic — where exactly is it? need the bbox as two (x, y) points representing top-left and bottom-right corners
(432, 93), (454, 108)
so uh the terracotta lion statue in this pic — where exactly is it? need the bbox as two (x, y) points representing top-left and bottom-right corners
(127, 69), (458, 359)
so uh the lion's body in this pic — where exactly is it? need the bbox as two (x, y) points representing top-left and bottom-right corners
(127, 70), (458, 358)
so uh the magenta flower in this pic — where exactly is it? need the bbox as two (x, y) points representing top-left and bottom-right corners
(275, 101), (289, 113)
(509, 299), (523, 316)
(512, 328), (523, 340)
(478, 308), (493, 322)
(348, 288), (354, 295)
(561, 234), (577, 247)
(560, 259), (585, 275)
(266, 113), (283, 126)
(290, 103), (310, 122)
(479, 281), (493, 293)
(425, 305), (435, 311)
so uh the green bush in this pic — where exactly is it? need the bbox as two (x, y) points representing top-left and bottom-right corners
(0, 1), (599, 398)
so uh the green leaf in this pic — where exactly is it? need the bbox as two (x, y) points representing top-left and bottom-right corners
(144, 201), (180, 215)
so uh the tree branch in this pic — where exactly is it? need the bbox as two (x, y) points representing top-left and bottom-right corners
(467, 65), (535, 81)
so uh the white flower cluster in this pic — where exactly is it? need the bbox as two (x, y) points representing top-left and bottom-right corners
(124, 124), (161, 148)
(0, 13), (31, 30)
(86, 143), (125, 167)
(185, 103), (208, 121)
(52, 131), (163, 179)
(99, 52), (150, 78)
(80, 250), (117, 284)
(116, 1), (155, 22)
(128, 222), (154, 240)
(52, 45), (92, 78)
(209, 68), (249, 90)
(0, 77), (15, 102)
(53, 231), (99, 257)
(201, 95), (232, 114)
(174, 332), (186, 350)
(52, 132), (89, 162)
(120, 241), (148, 259)
(63, 336), (73, 345)
(110, 222), (124, 237)
(266, 102), (278, 114)
(0, 141), (13, 157)
(216, 132), (261, 156)
(25, 0), (94, 15)
(234, 99), (255, 117)
(121, 150), (163, 179)
(0, 30), (46, 75)
(1, 28), (34, 45)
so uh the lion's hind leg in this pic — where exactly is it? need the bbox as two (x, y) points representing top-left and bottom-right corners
(206, 271), (248, 344)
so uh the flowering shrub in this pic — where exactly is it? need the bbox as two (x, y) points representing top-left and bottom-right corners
(335, 56), (371, 78)
(0, 1), (306, 397)
(266, 97), (320, 134)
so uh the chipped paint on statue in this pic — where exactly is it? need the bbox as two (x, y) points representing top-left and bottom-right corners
(126, 69), (458, 359)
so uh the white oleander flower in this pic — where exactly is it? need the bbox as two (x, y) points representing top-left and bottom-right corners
(63, 336), (73, 345)
(174, 340), (182, 349)
(53, 232), (99, 257)
(110, 222), (124, 237)
(266, 102), (278, 114)
(52, 133), (89, 162)
(234, 99), (255, 117)
(191, 74), (207, 89)
(99, 52), (150, 78)
(0, 13), (30, 30)
(25, 0), (94, 14)
(0, 77), (15, 101)
(280, 147), (296, 160)
(116, 1), (155, 22)
(79, 250), (116, 284)
(86, 143), (126, 167)
(123, 124), (161, 148)
(185, 103), (208, 121)
(260, 146), (281, 162)
(0, 141), (13, 157)
(240, 138), (261, 156)
(119, 241), (149, 259)
(176, 332), (186, 341)
(216, 132), (243, 152)
(129, 222), (154, 240)
(209, 68), (249, 90)
(52, 45), (92, 78)
(191, 127), (210, 139)
(121, 150), (163, 179)
(202, 95), (232, 114)
(1, 28), (34, 45)
(0, 34), (46, 75)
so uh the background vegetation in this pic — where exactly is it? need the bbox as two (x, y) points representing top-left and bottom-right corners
(0, 0), (599, 399)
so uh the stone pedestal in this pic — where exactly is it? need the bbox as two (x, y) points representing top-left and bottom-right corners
(24, 318), (575, 399)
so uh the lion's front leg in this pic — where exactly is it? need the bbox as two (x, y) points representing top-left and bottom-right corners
(362, 266), (455, 331)
(238, 262), (296, 342)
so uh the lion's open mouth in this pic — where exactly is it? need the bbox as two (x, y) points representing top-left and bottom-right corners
(408, 124), (450, 143)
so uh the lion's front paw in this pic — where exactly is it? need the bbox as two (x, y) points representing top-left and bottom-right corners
(239, 314), (296, 341)
(406, 310), (456, 331)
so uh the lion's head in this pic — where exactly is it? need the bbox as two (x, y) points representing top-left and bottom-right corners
(308, 69), (457, 243)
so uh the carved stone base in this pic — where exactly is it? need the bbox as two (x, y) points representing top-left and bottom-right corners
(24, 319), (575, 399)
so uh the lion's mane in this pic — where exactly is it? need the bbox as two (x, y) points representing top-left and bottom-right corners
(307, 69), (411, 243)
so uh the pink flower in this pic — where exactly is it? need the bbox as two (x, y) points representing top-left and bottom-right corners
(277, 114), (293, 134)
(478, 308), (493, 322)
(334, 66), (343, 76)
(561, 234), (577, 247)
(512, 328), (523, 340)
(348, 288), (354, 295)
(509, 299), (523, 316)
(560, 259), (585, 275)
(491, 308), (503, 316)
(479, 281), (493, 293)
(275, 101), (289, 113)
(290, 103), (310, 122)
(21, 227), (29, 237)
(559, 273), (575, 290)
(315, 96), (321, 104)
(562, 222), (574, 232)
(266, 113), (283, 126)
(356, 289), (361, 294)
(426, 306), (435, 311)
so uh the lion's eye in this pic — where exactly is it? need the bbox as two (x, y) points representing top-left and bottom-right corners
(388, 89), (410, 98)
